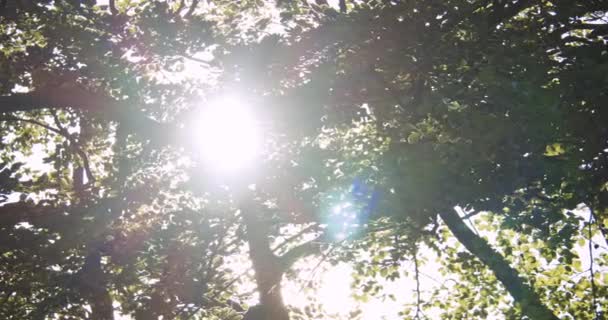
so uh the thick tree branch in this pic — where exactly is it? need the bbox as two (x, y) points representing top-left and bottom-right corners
(339, 0), (346, 13)
(461, 210), (481, 220)
(175, 0), (186, 14)
(183, 0), (199, 18)
(108, 0), (118, 15)
(0, 115), (64, 135)
(0, 87), (118, 115)
(80, 250), (114, 320)
(0, 202), (68, 228)
(439, 209), (559, 320)
(241, 204), (289, 320)
(0, 87), (175, 146)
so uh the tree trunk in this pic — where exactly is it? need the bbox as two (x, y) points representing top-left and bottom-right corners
(82, 251), (114, 320)
(242, 207), (289, 320)
(439, 209), (558, 320)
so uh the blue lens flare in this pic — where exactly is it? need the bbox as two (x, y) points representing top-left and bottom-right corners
(325, 178), (381, 240)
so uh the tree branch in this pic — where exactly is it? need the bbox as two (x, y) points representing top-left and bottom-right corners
(461, 210), (481, 220)
(179, 54), (210, 65)
(412, 244), (425, 320)
(0, 112), (97, 185)
(587, 208), (599, 319)
(241, 204), (289, 320)
(0, 87), (174, 147)
(339, 0), (346, 13)
(0, 87), (118, 115)
(0, 202), (67, 228)
(439, 208), (559, 320)
(0, 115), (64, 135)
(183, 0), (199, 18)
(175, 0), (186, 14)
(278, 234), (327, 269)
(272, 223), (319, 255)
(80, 250), (114, 320)
(50, 111), (96, 185)
(109, 0), (118, 15)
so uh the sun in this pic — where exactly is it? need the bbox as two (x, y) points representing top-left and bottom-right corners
(194, 95), (261, 173)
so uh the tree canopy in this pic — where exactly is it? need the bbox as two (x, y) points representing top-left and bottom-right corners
(1, 0), (607, 319)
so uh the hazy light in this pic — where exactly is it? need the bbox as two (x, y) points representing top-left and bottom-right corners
(194, 96), (261, 173)
(326, 201), (360, 240)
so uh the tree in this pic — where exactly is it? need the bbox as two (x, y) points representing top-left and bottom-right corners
(1, 0), (607, 319)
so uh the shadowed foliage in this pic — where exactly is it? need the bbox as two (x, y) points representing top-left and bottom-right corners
(1, 1), (607, 319)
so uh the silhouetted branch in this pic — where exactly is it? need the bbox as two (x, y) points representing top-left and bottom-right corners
(109, 0), (118, 15)
(80, 250), (114, 320)
(50, 110), (96, 184)
(0, 202), (66, 227)
(0, 113), (96, 185)
(272, 223), (319, 255)
(279, 236), (325, 269)
(587, 208), (599, 319)
(461, 210), (480, 220)
(175, 0), (186, 14)
(412, 244), (426, 320)
(440, 208), (559, 320)
(0, 115), (64, 135)
(339, 0), (346, 13)
(298, 238), (346, 292)
(0, 87), (118, 115)
(179, 54), (210, 65)
(184, 0), (199, 18)
(0, 86), (174, 148)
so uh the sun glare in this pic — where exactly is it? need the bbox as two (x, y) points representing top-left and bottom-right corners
(194, 96), (261, 173)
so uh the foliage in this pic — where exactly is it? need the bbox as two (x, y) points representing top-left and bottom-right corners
(1, 0), (607, 319)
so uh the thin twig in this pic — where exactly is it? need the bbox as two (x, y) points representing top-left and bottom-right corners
(272, 223), (319, 254)
(180, 218), (248, 320)
(299, 243), (339, 294)
(588, 209), (598, 320)
(179, 54), (211, 65)
(296, 237), (350, 296)
(180, 266), (252, 320)
(412, 244), (425, 320)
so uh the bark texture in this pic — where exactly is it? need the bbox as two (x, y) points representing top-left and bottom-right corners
(242, 208), (289, 320)
(81, 251), (114, 320)
(440, 209), (559, 320)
